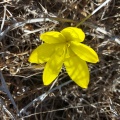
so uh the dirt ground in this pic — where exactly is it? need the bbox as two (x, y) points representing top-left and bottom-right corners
(0, 0), (120, 120)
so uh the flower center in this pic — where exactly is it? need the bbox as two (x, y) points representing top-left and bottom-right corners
(66, 41), (70, 48)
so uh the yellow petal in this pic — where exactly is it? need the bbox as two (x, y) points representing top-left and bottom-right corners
(64, 51), (89, 88)
(61, 27), (85, 42)
(70, 41), (99, 63)
(43, 45), (66, 85)
(40, 31), (66, 43)
(28, 43), (55, 63)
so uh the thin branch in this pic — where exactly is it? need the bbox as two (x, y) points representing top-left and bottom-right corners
(1, 5), (6, 31)
(19, 80), (72, 115)
(0, 71), (19, 114)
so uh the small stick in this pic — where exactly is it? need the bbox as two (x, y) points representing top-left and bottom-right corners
(76, 0), (111, 27)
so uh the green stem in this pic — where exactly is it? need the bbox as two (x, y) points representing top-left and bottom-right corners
(76, 14), (92, 27)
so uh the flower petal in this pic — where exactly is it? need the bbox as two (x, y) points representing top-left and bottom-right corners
(61, 27), (85, 42)
(40, 31), (66, 43)
(64, 51), (89, 88)
(43, 46), (66, 85)
(70, 41), (99, 63)
(28, 43), (55, 63)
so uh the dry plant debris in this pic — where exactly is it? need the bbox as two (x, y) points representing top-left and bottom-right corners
(0, 0), (120, 120)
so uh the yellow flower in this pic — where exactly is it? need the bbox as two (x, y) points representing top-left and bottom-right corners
(29, 27), (99, 88)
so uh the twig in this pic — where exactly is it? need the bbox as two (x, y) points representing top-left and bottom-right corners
(0, 71), (19, 114)
(0, 99), (15, 120)
(0, 18), (58, 41)
(19, 80), (72, 115)
(1, 5), (6, 31)
(76, 0), (112, 27)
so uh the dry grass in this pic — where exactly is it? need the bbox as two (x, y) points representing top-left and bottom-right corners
(0, 0), (120, 120)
